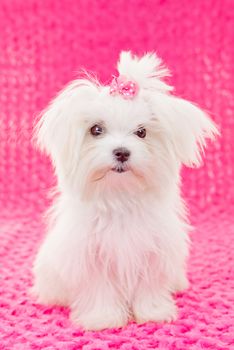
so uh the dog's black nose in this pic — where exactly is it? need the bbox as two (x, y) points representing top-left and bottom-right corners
(113, 147), (130, 163)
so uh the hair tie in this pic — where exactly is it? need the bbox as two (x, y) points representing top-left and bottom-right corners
(109, 75), (139, 99)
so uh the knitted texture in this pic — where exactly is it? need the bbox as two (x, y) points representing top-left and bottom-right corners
(0, 1), (233, 349)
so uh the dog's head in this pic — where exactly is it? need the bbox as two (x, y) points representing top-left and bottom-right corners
(36, 52), (218, 199)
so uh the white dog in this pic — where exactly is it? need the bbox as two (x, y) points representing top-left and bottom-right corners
(32, 52), (218, 330)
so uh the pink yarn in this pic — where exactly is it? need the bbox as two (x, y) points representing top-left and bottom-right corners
(0, 1), (233, 349)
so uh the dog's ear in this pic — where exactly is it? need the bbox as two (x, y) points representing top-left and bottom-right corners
(119, 51), (219, 167)
(35, 79), (98, 182)
(153, 94), (219, 167)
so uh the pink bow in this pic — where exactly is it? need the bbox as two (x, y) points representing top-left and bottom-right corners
(109, 76), (139, 99)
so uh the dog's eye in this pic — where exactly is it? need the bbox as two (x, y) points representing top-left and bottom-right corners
(134, 127), (146, 138)
(90, 124), (104, 136)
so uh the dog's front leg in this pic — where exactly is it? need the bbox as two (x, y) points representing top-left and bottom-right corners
(132, 273), (177, 324)
(71, 275), (129, 330)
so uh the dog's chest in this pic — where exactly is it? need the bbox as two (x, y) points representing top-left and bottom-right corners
(87, 203), (160, 285)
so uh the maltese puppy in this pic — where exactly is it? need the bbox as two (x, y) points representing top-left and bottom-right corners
(32, 51), (218, 330)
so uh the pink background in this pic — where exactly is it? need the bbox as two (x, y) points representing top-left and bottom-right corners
(0, 1), (233, 349)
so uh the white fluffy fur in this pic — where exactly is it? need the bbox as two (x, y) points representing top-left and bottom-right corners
(32, 51), (218, 330)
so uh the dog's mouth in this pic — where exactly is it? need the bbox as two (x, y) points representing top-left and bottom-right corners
(111, 164), (129, 173)
(91, 165), (129, 182)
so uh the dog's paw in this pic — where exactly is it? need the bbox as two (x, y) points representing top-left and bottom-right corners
(173, 275), (189, 293)
(30, 284), (63, 306)
(133, 295), (177, 324)
(32, 264), (69, 306)
(71, 307), (128, 330)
